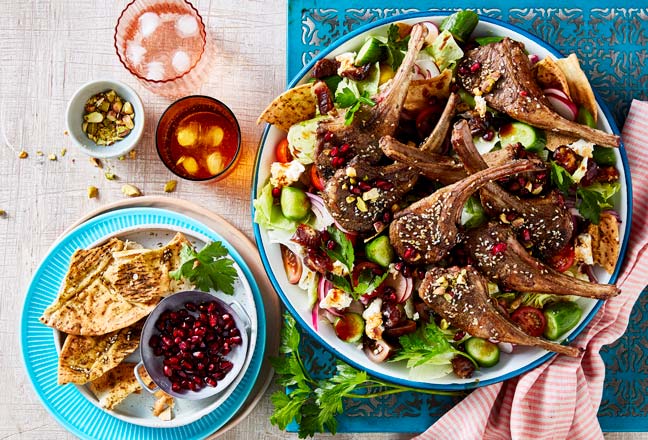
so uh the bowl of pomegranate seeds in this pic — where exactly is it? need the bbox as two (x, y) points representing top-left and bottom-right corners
(136, 290), (250, 400)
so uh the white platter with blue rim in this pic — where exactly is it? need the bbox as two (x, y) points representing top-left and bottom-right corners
(21, 207), (267, 439)
(252, 12), (632, 391)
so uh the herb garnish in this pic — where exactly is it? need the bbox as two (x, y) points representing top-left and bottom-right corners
(549, 161), (574, 194)
(335, 87), (376, 125)
(270, 314), (462, 438)
(385, 24), (410, 70)
(576, 182), (620, 224)
(170, 242), (238, 294)
(391, 322), (474, 368)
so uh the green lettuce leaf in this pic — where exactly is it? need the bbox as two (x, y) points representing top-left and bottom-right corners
(253, 182), (298, 231)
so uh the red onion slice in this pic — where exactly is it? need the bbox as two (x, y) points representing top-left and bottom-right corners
(381, 271), (413, 303)
(545, 93), (578, 121)
(421, 21), (440, 42)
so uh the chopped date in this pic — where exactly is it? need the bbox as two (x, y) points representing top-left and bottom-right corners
(593, 165), (620, 184)
(303, 247), (333, 274)
(451, 355), (476, 379)
(291, 224), (322, 248)
(313, 80), (335, 115)
(339, 63), (371, 81)
(552, 146), (580, 174)
(382, 302), (404, 328)
(312, 58), (339, 79)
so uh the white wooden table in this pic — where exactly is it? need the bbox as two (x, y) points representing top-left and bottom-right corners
(0, 1), (643, 438)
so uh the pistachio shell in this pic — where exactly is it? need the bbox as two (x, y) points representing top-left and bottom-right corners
(85, 112), (104, 123)
(122, 101), (134, 115)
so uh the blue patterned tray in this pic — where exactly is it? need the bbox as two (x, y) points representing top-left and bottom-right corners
(286, 1), (648, 433)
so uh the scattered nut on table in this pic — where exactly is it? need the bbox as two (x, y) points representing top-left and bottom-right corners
(87, 186), (98, 199)
(164, 180), (177, 193)
(121, 184), (141, 197)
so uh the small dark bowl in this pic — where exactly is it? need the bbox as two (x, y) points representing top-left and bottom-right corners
(135, 291), (250, 400)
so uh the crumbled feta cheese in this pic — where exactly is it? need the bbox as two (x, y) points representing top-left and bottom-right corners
(362, 298), (384, 340)
(335, 52), (357, 76)
(319, 288), (353, 310)
(567, 139), (594, 158)
(362, 187), (381, 201)
(331, 260), (349, 277)
(403, 297), (415, 319)
(270, 160), (305, 188)
(574, 233), (594, 265)
(571, 156), (589, 183)
(474, 95), (487, 118)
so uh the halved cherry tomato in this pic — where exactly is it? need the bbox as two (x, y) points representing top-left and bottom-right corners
(344, 231), (358, 247)
(547, 244), (575, 273)
(310, 165), (324, 191)
(280, 244), (302, 284)
(511, 306), (547, 337)
(351, 261), (383, 287)
(275, 138), (292, 163)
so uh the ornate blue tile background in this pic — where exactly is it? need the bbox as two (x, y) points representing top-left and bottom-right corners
(286, 0), (648, 433)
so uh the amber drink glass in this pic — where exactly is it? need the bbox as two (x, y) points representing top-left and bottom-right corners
(156, 96), (241, 181)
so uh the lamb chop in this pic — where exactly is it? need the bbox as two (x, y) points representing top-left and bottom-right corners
(390, 159), (543, 264)
(457, 38), (620, 148)
(464, 222), (620, 299)
(419, 266), (581, 357)
(323, 91), (460, 233)
(451, 120), (574, 257)
(314, 23), (428, 181)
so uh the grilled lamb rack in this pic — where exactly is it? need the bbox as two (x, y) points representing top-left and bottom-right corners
(451, 120), (574, 257)
(390, 159), (543, 264)
(464, 222), (620, 299)
(313, 24), (428, 181)
(457, 38), (619, 147)
(419, 266), (581, 357)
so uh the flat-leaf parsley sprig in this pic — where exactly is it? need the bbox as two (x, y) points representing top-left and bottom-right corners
(170, 241), (238, 294)
(269, 313), (463, 438)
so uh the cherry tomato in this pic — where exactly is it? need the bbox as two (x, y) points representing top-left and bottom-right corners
(511, 306), (547, 337)
(344, 231), (358, 247)
(547, 244), (575, 273)
(275, 138), (292, 163)
(310, 165), (325, 191)
(280, 244), (302, 284)
(351, 261), (383, 287)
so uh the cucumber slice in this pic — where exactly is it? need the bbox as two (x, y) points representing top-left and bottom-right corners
(592, 145), (617, 166)
(500, 121), (546, 153)
(543, 301), (582, 340)
(334, 312), (365, 343)
(458, 88), (476, 108)
(577, 106), (597, 128)
(365, 235), (395, 267)
(355, 37), (384, 66)
(439, 10), (479, 43)
(280, 186), (311, 221)
(464, 337), (500, 368)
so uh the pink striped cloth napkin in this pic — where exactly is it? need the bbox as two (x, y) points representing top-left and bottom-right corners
(416, 99), (648, 440)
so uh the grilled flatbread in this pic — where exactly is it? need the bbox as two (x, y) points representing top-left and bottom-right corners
(403, 69), (453, 112)
(257, 83), (317, 132)
(88, 362), (152, 410)
(588, 211), (620, 274)
(58, 320), (143, 385)
(40, 233), (191, 335)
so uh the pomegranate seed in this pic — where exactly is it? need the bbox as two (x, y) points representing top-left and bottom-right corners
(208, 363), (217, 372)
(394, 262), (404, 272)
(352, 186), (363, 196)
(163, 365), (173, 377)
(196, 362), (205, 371)
(230, 328), (240, 337)
(331, 157), (342, 167)
(470, 62), (481, 72)
(228, 336), (243, 346)
(506, 212), (516, 222)
(403, 247), (415, 260)
(184, 302), (197, 311)
(181, 380), (191, 390)
(382, 211), (392, 223)
(519, 90), (528, 97)
(271, 187), (281, 198)
(193, 351), (205, 359)
(340, 143), (350, 154)
(188, 382), (198, 391)
(209, 316), (218, 327)
(458, 66), (469, 75)
(178, 341), (189, 351)
(326, 240), (336, 250)
(453, 330), (466, 341)
(220, 361), (234, 373)
(193, 376), (203, 386)
(168, 356), (180, 365)
(207, 302), (217, 313)
(181, 360), (193, 370)
(171, 382), (182, 392)
(482, 130), (494, 141)
(358, 181), (372, 191)
(221, 343), (231, 355)
(522, 228), (532, 242)
(402, 266), (411, 278)
(205, 377), (217, 387)
(149, 335), (160, 348)
(324, 131), (334, 142)
(162, 336), (173, 347)
(330, 146), (339, 157)
(491, 243), (507, 255)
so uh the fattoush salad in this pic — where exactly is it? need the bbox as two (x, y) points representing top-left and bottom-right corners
(255, 11), (622, 380)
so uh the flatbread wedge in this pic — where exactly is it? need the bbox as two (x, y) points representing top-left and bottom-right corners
(588, 211), (620, 274)
(403, 69), (453, 112)
(533, 56), (571, 98)
(40, 233), (191, 335)
(88, 362), (152, 410)
(58, 320), (143, 385)
(257, 83), (317, 132)
(556, 54), (598, 124)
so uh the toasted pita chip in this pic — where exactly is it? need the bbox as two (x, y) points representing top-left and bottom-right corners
(556, 54), (598, 124)
(88, 362), (151, 410)
(153, 390), (175, 420)
(257, 83), (317, 132)
(533, 56), (571, 98)
(588, 211), (620, 274)
(403, 69), (453, 112)
(40, 233), (190, 336)
(544, 131), (580, 151)
(58, 320), (143, 385)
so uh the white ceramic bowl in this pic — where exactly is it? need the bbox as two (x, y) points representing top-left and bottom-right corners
(66, 79), (145, 158)
(252, 13), (632, 391)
